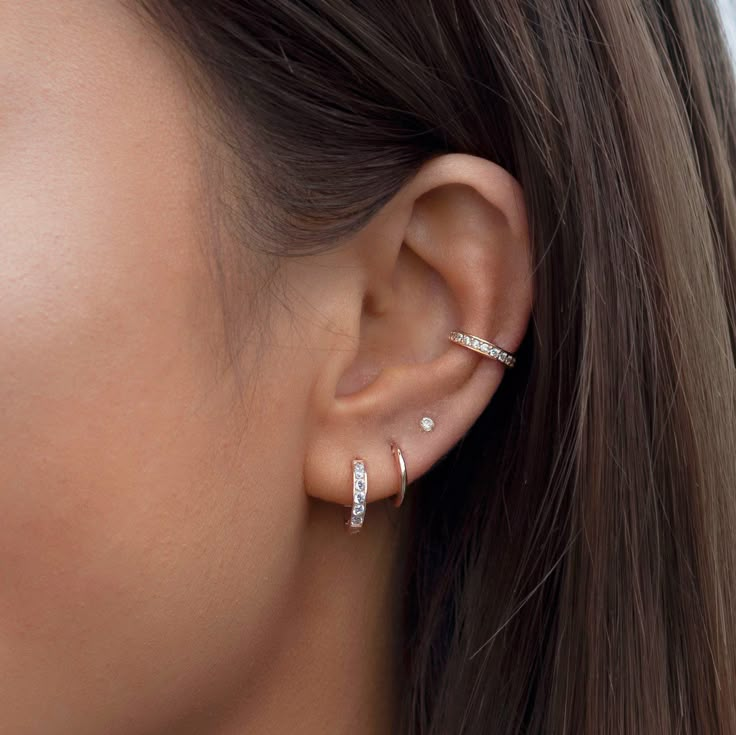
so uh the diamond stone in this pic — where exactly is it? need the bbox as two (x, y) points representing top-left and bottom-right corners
(420, 417), (435, 432)
(490, 347), (499, 357)
(356, 479), (365, 490)
(463, 336), (472, 346)
(355, 492), (365, 503)
(472, 339), (481, 348)
(353, 503), (365, 516)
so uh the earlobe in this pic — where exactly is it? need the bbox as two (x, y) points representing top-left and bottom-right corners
(302, 152), (533, 528)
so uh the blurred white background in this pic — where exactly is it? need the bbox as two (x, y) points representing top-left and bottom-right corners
(719, 0), (736, 60)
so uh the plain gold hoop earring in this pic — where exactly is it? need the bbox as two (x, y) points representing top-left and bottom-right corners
(390, 441), (407, 508)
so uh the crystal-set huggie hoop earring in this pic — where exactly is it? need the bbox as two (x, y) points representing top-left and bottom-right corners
(345, 458), (367, 534)
(449, 330), (516, 367)
(345, 443), (408, 533)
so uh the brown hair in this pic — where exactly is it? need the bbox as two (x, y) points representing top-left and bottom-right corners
(127, 1), (736, 732)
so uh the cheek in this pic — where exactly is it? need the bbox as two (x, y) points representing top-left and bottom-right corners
(0, 203), (305, 727)
(0, 73), (217, 631)
(0, 5), (309, 727)
(0, 119), (304, 733)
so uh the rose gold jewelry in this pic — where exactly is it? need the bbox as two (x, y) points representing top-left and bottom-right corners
(345, 458), (367, 534)
(448, 330), (516, 367)
(390, 441), (407, 507)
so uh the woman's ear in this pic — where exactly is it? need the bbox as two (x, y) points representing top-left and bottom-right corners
(294, 152), (533, 510)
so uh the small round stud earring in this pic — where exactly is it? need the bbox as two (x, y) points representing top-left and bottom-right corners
(419, 416), (435, 432)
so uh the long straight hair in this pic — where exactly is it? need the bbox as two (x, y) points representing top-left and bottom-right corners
(129, 1), (736, 732)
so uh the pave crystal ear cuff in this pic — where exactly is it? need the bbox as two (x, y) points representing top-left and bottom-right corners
(448, 330), (516, 367)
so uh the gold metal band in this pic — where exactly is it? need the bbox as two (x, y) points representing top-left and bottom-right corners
(390, 441), (407, 508)
(448, 330), (516, 367)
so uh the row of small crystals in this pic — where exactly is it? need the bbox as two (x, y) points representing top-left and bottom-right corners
(449, 331), (516, 367)
(349, 460), (367, 527)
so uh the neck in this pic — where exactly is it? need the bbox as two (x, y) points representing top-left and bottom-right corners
(214, 497), (407, 735)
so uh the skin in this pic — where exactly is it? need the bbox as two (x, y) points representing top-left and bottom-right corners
(0, 2), (533, 733)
